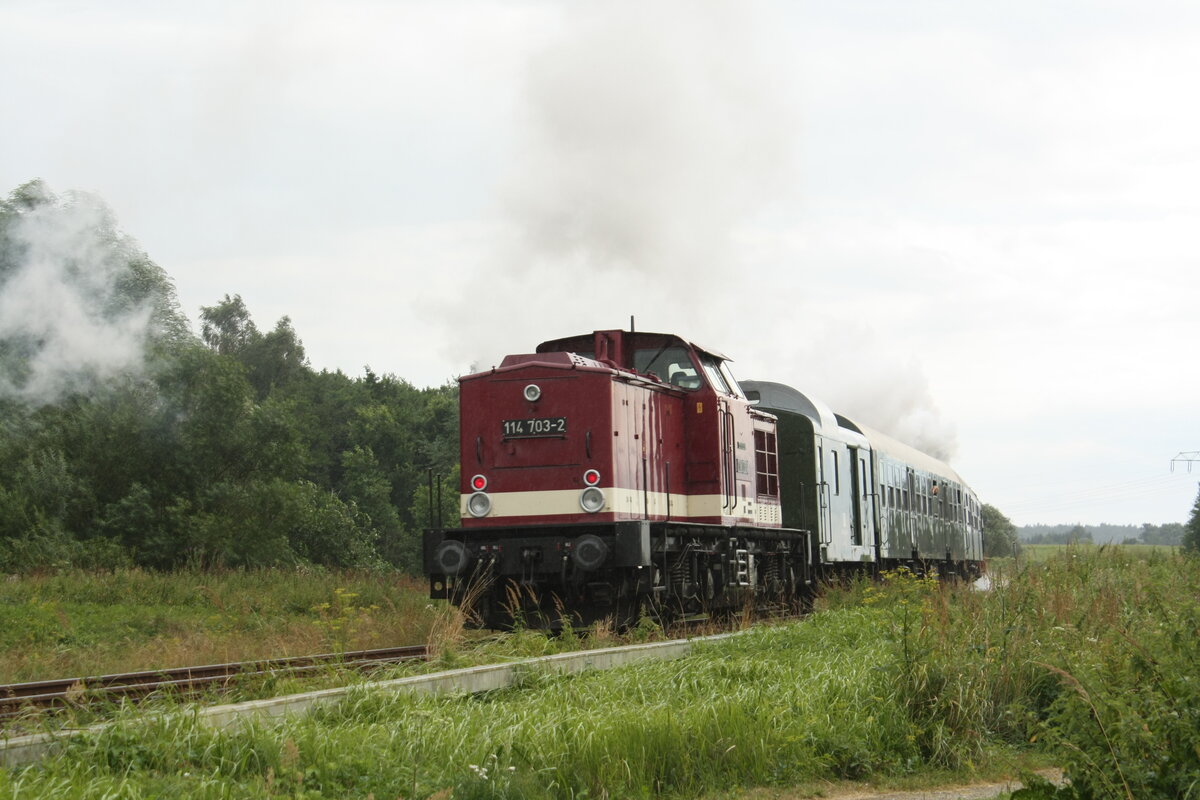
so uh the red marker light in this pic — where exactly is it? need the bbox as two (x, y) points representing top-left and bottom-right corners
(583, 469), (601, 486)
(471, 474), (488, 491)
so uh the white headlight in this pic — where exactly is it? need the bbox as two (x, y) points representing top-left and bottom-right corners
(467, 491), (492, 518)
(579, 487), (605, 513)
(523, 384), (542, 402)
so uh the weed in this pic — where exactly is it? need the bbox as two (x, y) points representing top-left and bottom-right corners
(0, 569), (436, 683)
(312, 587), (380, 654)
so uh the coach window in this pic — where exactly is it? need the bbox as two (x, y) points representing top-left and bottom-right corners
(832, 450), (840, 495)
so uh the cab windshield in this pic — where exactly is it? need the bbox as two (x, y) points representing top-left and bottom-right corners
(635, 346), (702, 390)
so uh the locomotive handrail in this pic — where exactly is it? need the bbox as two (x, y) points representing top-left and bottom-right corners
(642, 456), (650, 519)
(664, 461), (672, 521)
(721, 403), (735, 511)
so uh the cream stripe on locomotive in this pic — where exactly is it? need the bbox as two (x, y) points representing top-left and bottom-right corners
(461, 489), (782, 526)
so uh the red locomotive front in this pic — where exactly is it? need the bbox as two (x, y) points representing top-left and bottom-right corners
(425, 329), (809, 628)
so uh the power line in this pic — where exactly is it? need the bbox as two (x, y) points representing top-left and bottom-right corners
(1004, 473), (1192, 517)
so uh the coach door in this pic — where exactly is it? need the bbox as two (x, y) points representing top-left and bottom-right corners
(848, 447), (863, 547)
(849, 447), (878, 561)
(817, 438), (832, 550)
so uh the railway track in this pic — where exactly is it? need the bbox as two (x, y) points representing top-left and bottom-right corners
(0, 644), (429, 722)
(0, 609), (789, 726)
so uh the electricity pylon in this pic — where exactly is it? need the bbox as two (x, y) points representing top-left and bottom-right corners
(1170, 452), (1200, 473)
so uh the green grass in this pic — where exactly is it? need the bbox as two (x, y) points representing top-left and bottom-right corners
(0, 569), (678, 736)
(0, 568), (438, 684)
(1, 610), (970, 799)
(1017, 542), (1178, 563)
(3, 551), (1198, 799)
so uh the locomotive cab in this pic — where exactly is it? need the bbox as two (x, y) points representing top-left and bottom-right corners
(531, 329), (781, 528)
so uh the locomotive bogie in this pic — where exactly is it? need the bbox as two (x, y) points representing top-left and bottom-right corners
(426, 520), (814, 628)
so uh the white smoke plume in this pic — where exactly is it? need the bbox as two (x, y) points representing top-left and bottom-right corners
(823, 360), (959, 463)
(0, 185), (159, 406)
(502, 1), (795, 281)
(437, 1), (959, 462)
(763, 319), (960, 462)
(435, 0), (797, 370)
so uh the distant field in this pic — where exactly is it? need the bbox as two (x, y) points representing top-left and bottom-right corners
(1018, 542), (1179, 562)
(0, 569), (438, 684)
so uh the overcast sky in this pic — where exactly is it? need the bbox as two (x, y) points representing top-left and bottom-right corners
(3, 0), (1198, 526)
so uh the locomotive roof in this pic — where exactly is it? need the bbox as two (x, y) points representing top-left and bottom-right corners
(536, 330), (731, 361)
(742, 379), (968, 487)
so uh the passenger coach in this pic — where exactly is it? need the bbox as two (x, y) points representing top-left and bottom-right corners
(741, 381), (983, 578)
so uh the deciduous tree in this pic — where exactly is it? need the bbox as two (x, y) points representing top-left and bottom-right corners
(1184, 485), (1200, 553)
(981, 503), (1020, 558)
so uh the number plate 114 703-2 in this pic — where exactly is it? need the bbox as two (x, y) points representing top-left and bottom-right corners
(502, 418), (567, 438)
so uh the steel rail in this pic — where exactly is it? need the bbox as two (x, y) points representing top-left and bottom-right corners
(0, 645), (429, 721)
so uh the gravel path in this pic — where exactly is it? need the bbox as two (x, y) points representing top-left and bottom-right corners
(800, 768), (1063, 800)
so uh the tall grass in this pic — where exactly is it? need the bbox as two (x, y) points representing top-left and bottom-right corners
(3, 609), (932, 799)
(0, 569), (436, 682)
(825, 548), (1200, 799)
(2, 549), (1196, 798)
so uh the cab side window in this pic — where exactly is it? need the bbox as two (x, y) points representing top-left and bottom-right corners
(754, 430), (779, 499)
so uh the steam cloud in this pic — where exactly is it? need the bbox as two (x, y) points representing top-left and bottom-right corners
(504, 1), (795, 280)
(0, 187), (156, 406)
(818, 352), (959, 463)
(439, 1), (959, 461)
(438, 0), (795, 364)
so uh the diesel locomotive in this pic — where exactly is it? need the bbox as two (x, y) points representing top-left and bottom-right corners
(424, 329), (983, 628)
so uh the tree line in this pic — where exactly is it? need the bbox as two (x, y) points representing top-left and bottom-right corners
(3, 180), (1198, 574)
(985, 505), (1200, 555)
(1020, 522), (1186, 546)
(0, 181), (457, 573)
